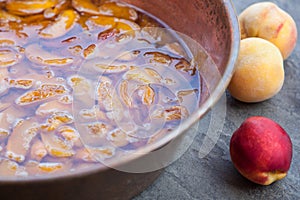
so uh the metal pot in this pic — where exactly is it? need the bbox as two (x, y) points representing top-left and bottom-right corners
(0, 0), (239, 199)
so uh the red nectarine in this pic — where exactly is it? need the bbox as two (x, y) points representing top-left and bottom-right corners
(230, 116), (293, 185)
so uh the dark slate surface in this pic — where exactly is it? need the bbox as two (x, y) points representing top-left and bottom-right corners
(134, 0), (300, 199)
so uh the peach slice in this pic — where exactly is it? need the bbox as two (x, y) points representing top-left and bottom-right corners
(99, 2), (138, 21)
(6, 0), (58, 16)
(39, 9), (79, 39)
(72, 0), (100, 15)
(6, 119), (39, 163)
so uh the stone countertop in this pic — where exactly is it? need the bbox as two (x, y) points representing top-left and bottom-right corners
(135, 0), (300, 199)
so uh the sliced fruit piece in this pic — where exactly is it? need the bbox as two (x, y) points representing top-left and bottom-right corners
(39, 9), (79, 39)
(6, 0), (58, 16)
(72, 0), (100, 15)
(30, 139), (48, 161)
(6, 119), (39, 163)
(99, 2), (138, 21)
(16, 83), (68, 105)
(25, 43), (73, 66)
(41, 131), (75, 158)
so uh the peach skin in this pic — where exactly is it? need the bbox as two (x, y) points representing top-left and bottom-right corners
(239, 2), (297, 60)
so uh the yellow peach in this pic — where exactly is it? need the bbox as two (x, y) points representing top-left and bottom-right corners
(239, 2), (297, 60)
(228, 37), (284, 103)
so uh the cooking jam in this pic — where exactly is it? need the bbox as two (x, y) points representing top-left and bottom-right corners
(0, 0), (200, 177)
